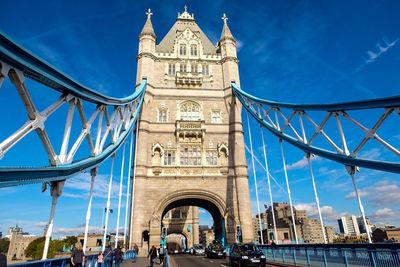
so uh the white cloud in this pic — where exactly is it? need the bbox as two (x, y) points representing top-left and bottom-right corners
(348, 181), (400, 207)
(369, 208), (400, 224)
(365, 38), (398, 64)
(345, 190), (368, 199)
(366, 181), (400, 206)
(294, 203), (342, 222)
(54, 225), (102, 235)
(286, 156), (320, 171)
(64, 173), (125, 199)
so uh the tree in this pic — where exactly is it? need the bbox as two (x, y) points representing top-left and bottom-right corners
(25, 237), (45, 260)
(0, 238), (10, 253)
(25, 236), (79, 260)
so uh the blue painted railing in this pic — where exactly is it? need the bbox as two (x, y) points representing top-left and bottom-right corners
(9, 250), (138, 267)
(258, 244), (400, 267)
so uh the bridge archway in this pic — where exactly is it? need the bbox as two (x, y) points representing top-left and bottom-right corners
(149, 189), (229, 248)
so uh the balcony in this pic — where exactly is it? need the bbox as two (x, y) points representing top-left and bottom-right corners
(176, 120), (205, 141)
(175, 71), (203, 85)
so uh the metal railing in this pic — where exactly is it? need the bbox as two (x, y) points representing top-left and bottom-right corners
(9, 250), (138, 267)
(258, 244), (400, 267)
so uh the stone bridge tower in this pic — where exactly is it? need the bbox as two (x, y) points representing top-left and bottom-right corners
(130, 7), (253, 253)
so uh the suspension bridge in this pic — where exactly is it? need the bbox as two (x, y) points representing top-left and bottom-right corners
(1, 7), (400, 267)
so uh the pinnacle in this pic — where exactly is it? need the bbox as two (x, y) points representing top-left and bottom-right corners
(140, 8), (156, 38)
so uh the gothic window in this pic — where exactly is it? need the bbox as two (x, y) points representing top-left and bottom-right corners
(172, 209), (181, 219)
(158, 109), (168, 122)
(211, 110), (221, 123)
(180, 146), (201, 165)
(180, 63), (187, 73)
(192, 64), (198, 74)
(206, 151), (218, 165)
(180, 101), (201, 120)
(190, 44), (198, 56)
(181, 210), (188, 218)
(179, 44), (186, 56)
(202, 64), (209, 76)
(168, 63), (176, 75)
(164, 150), (175, 165)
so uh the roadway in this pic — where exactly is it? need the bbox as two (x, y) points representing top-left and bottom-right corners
(169, 254), (229, 267)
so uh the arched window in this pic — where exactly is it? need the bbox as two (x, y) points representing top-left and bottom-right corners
(180, 101), (201, 120)
(190, 44), (198, 56)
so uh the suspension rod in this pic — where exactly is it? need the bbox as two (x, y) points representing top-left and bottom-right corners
(102, 154), (116, 252)
(279, 139), (298, 244)
(129, 121), (140, 249)
(42, 180), (65, 259)
(306, 153), (327, 244)
(347, 166), (372, 243)
(123, 131), (134, 249)
(246, 111), (264, 245)
(83, 168), (97, 252)
(115, 141), (127, 248)
(260, 124), (278, 244)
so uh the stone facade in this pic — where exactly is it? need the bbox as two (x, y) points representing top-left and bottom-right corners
(6, 226), (36, 263)
(129, 7), (253, 254)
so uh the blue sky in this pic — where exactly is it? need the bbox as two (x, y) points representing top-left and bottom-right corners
(0, 0), (399, 238)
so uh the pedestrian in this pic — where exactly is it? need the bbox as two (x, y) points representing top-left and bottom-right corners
(158, 246), (164, 265)
(0, 252), (7, 267)
(71, 243), (85, 267)
(97, 252), (103, 267)
(133, 243), (139, 255)
(114, 246), (123, 267)
(147, 245), (158, 267)
(104, 246), (113, 267)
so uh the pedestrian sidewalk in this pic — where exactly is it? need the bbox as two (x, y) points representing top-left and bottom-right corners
(121, 257), (150, 267)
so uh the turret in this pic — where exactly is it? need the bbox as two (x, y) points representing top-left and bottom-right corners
(137, 8), (156, 83)
(218, 14), (240, 88)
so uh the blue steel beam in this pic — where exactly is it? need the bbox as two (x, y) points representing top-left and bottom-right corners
(232, 83), (400, 111)
(0, 32), (139, 105)
(232, 83), (400, 174)
(0, 81), (146, 188)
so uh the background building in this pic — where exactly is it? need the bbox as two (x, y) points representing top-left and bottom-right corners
(6, 225), (36, 262)
(372, 227), (400, 243)
(258, 203), (334, 244)
(199, 226), (215, 246)
(338, 215), (360, 236)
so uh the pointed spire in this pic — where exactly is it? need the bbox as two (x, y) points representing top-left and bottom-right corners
(219, 13), (235, 42)
(140, 8), (156, 38)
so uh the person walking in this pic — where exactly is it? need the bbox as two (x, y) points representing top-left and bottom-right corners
(71, 243), (85, 267)
(114, 246), (123, 267)
(133, 243), (139, 255)
(158, 246), (164, 265)
(147, 245), (158, 267)
(97, 252), (104, 267)
(103, 246), (113, 267)
(132, 243), (139, 263)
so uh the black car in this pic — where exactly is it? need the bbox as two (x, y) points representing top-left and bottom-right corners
(229, 243), (266, 267)
(205, 243), (226, 259)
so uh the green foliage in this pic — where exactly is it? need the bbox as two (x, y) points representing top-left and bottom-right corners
(63, 236), (77, 246)
(25, 237), (45, 260)
(0, 238), (10, 253)
(25, 236), (79, 260)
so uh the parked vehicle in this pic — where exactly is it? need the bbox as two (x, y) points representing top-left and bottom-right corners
(206, 242), (226, 259)
(229, 243), (266, 267)
(192, 244), (205, 255)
